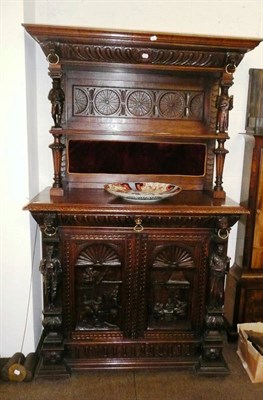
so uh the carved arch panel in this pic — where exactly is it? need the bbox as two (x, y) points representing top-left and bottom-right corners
(145, 232), (210, 333)
(74, 242), (123, 331)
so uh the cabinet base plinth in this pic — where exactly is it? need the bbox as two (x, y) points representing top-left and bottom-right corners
(65, 357), (200, 372)
(35, 357), (71, 380)
(195, 356), (229, 375)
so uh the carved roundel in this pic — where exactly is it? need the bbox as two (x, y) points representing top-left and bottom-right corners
(126, 90), (153, 117)
(94, 89), (121, 115)
(159, 92), (185, 118)
(189, 93), (204, 119)
(74, 88), (89, 114)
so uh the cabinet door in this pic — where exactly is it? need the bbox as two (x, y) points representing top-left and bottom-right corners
(139, 229), (210, 338)
(61, 227), (138, 338)
(61, 227), (210, 341)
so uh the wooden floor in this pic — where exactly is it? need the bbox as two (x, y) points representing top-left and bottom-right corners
(0, 341), (263, 400)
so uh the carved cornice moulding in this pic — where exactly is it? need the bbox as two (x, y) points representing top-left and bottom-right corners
(22, 24), (262, 71)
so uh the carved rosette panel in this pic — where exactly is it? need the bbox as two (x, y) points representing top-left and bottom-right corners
(126, 90), (153, 117)
(159, 92), (185, 118)
(94, 89), (121, 116)
(74, 88), (89, 114)
(149, 244), (195, 329)
(73, 86), (204, 120)
(75, 243), (123, 331)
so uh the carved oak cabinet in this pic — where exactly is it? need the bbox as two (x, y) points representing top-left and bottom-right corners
(23, 24), (261, 378)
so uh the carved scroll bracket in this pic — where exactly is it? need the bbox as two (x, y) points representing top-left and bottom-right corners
(47, 49), (60, 66)
(215, 216), (231, 241)
(225, 52), (243, 74)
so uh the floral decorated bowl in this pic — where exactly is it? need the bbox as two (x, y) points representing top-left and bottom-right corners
(104, 182), (182, 202)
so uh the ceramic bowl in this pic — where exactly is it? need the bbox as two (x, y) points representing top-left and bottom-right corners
(104, 182), (182, 202)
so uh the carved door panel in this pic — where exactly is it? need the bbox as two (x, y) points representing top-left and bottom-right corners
(61, 227), (210, 342)
(61, 228), (139, 338)
(142, 230), (210, 337)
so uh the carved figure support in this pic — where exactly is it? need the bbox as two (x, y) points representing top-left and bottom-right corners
(216, 87), (233, 134)
(39, 244), (62, 309)
(213, 139), (229, 198)
(213, 66), (234, 199)
(37, 216), (69, 378)
(47, 63), (65, 197)
(48, 77), (65, 128)
(216, 67), (234, 134)
(197, 218), (230, 374)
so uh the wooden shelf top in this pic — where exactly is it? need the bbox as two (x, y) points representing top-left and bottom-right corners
(24, 187), (248, 216)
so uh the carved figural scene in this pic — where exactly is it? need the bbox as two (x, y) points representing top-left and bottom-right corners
(22, 24), (261, 378)
(150, 245), (195, 329)
(75, 243), (122, 330)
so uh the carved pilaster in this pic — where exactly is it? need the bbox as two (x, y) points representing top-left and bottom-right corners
(196, 224), (230, 374)
(37, 228), (69, 378)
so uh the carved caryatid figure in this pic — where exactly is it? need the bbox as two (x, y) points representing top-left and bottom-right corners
(216, 88), (233, 133)
(209, 244), (229, 309)
(39, 245), (62, 308)
(48, 78), (65, 128)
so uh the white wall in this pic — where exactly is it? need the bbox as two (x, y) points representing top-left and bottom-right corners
(0, 0), (262, 356)
(0, 0), (42, 357)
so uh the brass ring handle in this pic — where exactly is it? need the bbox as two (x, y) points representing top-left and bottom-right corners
(46, 51), (60, 65)
(43, 226), (57, 237)
(225, 63), (236, 74)
(134, 218), (144, 233)
(217, 228), (229, 240)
